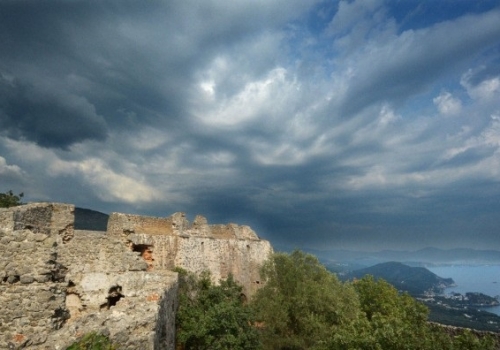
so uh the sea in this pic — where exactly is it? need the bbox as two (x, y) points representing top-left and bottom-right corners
(427, 265), (500, 316)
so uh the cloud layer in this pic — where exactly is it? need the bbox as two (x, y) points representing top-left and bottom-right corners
(1, 0), (500, 251)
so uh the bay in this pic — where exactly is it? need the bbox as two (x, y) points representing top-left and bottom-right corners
(427, 265), (500, 315)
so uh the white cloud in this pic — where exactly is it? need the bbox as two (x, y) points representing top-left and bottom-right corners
(461, 70), (500, 101)
(433, 91), (462, 116)
(0, 156), (23, 177)
(3, 138), (162, 204)
(195, 67), (296, 127)
(334, 8), (500, 115)
(327, 0), (392, 50)
(75, 159), (160, 203)
(445, 113), (500, 160)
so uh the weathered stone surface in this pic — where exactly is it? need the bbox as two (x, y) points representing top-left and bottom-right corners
(43, 271), (178, 350)
(108, 211), (273, 297)
(0, 204), (178, 350)
(1, 202), (272, 349)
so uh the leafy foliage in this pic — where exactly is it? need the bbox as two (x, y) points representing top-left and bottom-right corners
(252, 250), (361, 350)
(173, 251), (496, 350)
(66, 332), (115, 350)
(0, 190), (23, 208)
(175, 269), (260, 350)
(250, 251), (497, 350)
(338, 276), (431, 349)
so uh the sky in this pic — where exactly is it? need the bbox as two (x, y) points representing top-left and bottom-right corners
(1, 0), (500, 252)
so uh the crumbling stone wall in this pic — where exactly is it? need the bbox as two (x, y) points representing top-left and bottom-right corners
(107, 213), (174, 236)
(57, 230), (148, 310)
(1, 202), (272, 349)
(108, 212), (273, 297)
(0, 203), (178, 350)
(0, 203), (73, 348)
(44, 270), (178, 350)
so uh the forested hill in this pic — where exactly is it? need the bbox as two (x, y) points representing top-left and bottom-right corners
(344, 261), (455, 295)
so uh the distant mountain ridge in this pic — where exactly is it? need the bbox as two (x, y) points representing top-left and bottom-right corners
(343, 261), (455, 295)
(304, 247), (500, 266)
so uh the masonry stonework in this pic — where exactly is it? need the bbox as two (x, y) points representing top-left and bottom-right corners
(108, 212), (273, 297)
(1, 203), (272, 349)
(1, 203), (178, 349)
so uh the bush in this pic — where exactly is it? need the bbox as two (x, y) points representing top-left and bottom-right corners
(66, 332), (115, 350)
(0, 190), (23, 208)
(176, 269), (260, 350)
(252, 250), (361, 350)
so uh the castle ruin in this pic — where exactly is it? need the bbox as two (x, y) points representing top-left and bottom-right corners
(0, 202), (273, 349)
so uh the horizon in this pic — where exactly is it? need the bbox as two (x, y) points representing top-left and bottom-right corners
(1, 0), (500, 252)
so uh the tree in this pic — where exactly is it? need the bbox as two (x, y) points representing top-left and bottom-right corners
(328, 275), (497, 350)
(0, 190), (24, 208)
(174, 252), (497, 350)
(175, 269), (260, 350)
(251, 250), (361, 350)
(348, 275), (431, 349)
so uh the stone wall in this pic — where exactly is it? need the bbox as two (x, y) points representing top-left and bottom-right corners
(0, 203), (73, 348)
(108, 212), (273, 297)
(1, 203), (272, 349)
(0, 203), (178, 350)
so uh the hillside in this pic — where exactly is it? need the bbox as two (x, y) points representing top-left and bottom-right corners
(344, 261), (455, 295)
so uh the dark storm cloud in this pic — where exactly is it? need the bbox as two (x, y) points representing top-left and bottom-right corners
(1, 0), (500, 253)
(0, 74), (107, 148)
(0, 1), (194, 147)
(0, 0), (318, 147)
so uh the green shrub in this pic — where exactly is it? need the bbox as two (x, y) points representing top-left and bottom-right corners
(176, 270), (260, 350)
(0, 190), (23, 208)
(66, 332), (115, 350)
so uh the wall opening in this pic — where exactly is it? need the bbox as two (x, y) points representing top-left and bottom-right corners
(66, 280), (85, 320)
(131, 243), (154, 271)
(51, 307), (70, 330)
(100, 285), (124, 310)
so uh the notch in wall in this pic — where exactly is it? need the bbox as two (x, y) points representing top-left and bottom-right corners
(100, 285), (124, 310)
(131, 243), (154, 271)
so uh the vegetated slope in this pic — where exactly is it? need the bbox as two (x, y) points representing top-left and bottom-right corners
(344, 261), (455, 295)
(74, 207), (109, 231)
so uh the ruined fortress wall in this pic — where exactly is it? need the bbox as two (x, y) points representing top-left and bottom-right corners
(44, 270), (178, 350)
(58, 230), (149, 310)
(1, 203), (272, 349)
(108, 212), (273, 297)
(0, 203), (178, 350)
(107, 212), (174, 236)
(0, 203), (75, 348)
(129, 233), (272, 297)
